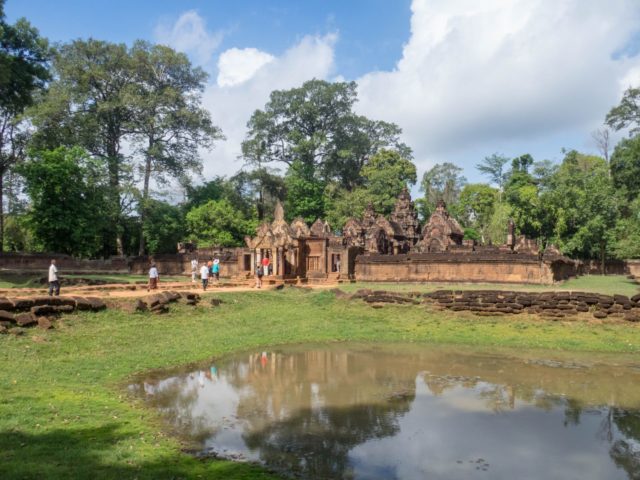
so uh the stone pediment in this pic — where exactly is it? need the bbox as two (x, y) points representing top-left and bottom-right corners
(290, 217), (311, 238)
(310, 218), (331, 237)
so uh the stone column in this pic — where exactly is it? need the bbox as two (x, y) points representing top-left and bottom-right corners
(250, 251), (256, 275)
(273, 247), (279, 276)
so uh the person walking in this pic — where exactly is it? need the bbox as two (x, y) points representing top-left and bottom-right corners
(212, 258), (220, 283)
(190, 258), (198, 283)
(255, 263), (264, 288)
(148, 262), (159, 291)
(200, 262), (210, 291)
(48, 259), (60, 296)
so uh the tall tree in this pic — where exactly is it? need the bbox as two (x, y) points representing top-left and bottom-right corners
(606, 86), (640, 135)
(186, 199), (255, 247)
(420, 162), (467, 215)
(457, 184), (498, 243)
(242, 79), (410, 191)
(476, 153), (509, 190)
(0, 0), (50, 250)
(29, 39), (134, 255)
(127, 41), (223, 255)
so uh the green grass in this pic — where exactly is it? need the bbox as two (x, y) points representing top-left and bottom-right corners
(1, 287), (640, 479)
(339, 274), (640, 297)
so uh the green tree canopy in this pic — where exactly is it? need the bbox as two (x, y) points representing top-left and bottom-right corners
(457, 184), (498, 243)
(476, 153), (509, 190)
(606, 86), (640, 135)
(609, 135), (640, 201)
(242, 79), (410, 190)
(19, 147), (109, 256)
(186, 199), (255, 247)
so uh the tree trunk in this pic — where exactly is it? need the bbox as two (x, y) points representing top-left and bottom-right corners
(138, 154), (152, 256)
(107, 145), (124, 256)
(600, 241), (606, 275)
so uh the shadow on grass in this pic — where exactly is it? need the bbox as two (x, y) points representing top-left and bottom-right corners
(0, 424), (276, 480)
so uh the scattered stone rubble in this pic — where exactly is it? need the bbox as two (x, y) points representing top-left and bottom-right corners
(0, 295), (107, 335)
(134, 291), (201, 314)
(348, 289), (640, 322)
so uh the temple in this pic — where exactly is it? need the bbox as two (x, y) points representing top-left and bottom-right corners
(139, 188), (576, 285)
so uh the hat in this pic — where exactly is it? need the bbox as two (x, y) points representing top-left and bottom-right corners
(213, 259), (220, 265)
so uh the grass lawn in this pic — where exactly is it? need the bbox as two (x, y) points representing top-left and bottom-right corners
(1, 286), (640, 479)
(339, 274), (640, 297)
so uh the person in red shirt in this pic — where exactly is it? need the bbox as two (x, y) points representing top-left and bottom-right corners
(261, 256), (270, 276)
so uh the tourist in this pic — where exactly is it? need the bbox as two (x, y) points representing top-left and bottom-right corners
(148, 262), (159, 291)
(200, 262), (210, 291)
(48, 259), (60, 296)
(261, 256), (270, 277)
(212, 258), (220, 283)
(255, 264), (264, 288)
(190, 258), (198, 283)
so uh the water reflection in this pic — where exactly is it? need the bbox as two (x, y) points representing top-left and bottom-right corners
(130, 345), (640, 479)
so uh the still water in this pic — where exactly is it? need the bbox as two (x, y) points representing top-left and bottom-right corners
(129, 344), (640, 479)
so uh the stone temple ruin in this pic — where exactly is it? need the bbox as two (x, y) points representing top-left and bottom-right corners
(152, 187), (575, 285)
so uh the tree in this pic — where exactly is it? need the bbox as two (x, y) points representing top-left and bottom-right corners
(242, 79), (410, 191)
(420, 162), (467, 216)
(325, 149), (417, 228)
(0, 0), (51, 250)
(127, 41), (223, 255)
(503, 154), (541, 238)
(476, 153), (509, 190)
(592, 127), (611, 164)
(457, 184), (498, 243)
(142, 200), (185, 254)
(284, 160), (326, 223)
(609, 135), (640, 201)
(19, 147), (109, 256)
(542, 151), (618, 269)
(29, 39), (135, 255)
(186, 199), (255, 247)
(611, 196), (640, 259)
(606, 86), (640, 135)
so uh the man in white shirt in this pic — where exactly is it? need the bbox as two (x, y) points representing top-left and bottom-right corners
(148, 263), (159, 292)
(200, 263), (209, 291)
(48, 259), (60, 296)
(191, 258), (198, 283)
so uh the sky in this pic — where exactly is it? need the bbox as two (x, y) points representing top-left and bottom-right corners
(7, 0), (640, 187)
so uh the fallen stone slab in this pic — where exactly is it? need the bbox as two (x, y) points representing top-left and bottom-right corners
(0, 310), (15, 323)
(15, 312), (37, 327)
(37, 317), (54, 330)
(85, 297), (107, 311)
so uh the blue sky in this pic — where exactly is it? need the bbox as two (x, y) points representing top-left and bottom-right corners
(6, 1), (640, 187)
(6, 0), (411, 80)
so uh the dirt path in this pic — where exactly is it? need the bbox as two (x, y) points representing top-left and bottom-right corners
(0, 281), (340, 299)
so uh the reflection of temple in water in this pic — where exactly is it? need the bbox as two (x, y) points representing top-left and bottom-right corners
(132, 346), (640, 480)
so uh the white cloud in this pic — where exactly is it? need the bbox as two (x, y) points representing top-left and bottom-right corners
(201, 34), (337, 178)
(355, 0), (640, 176)
(154, 10), (223, 65)
(217, 48), (275, 87)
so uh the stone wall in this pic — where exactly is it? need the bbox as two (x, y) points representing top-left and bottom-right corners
(351, 289), (640, 322)
(355, 253), (576, 284)
(0, 253), (128, 273)
(128, 252), (240, 277)
(627, 260), (640, 277)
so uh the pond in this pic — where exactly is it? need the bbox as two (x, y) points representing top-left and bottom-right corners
(129, 344), (640, 479)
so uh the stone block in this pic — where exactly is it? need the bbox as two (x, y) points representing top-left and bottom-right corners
(15, 312), (37, 327)
(30, 305), (57, 316)
(0, 298), (14, 311)
(12, 299), (34, 311)
(0, 310), (15, 323)
(593, 311), (608, 319)
(37, 317), (53, 330)
(86, 297), (106, 311)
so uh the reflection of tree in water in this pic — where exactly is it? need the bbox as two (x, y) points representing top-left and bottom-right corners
(609, 408), (640, 480)
(224, 350), (417, 478)
(242, 396), (414, 479)
(137, 374), (215, 442)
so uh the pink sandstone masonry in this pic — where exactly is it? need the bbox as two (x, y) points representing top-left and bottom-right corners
(355, 253), (576, 284)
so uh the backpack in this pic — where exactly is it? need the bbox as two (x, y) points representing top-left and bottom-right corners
(257, 266), (263, 276)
